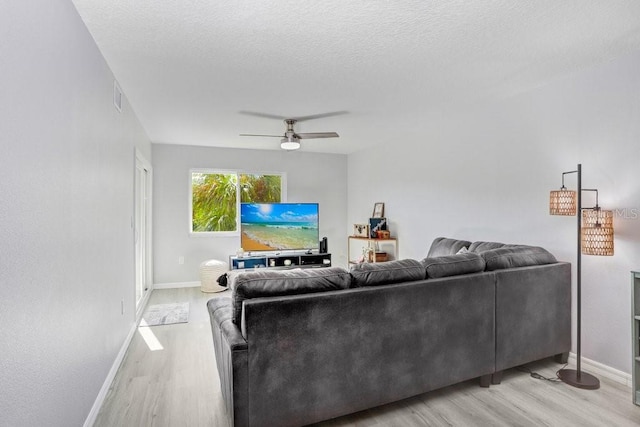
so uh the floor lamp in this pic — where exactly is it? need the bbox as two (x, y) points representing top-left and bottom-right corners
(549, 163), (614, 390)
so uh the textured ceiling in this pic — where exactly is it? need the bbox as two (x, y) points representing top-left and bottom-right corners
(71, 0), (640, 154)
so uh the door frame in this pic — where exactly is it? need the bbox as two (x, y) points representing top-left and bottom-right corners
(134, 148), (153, 316)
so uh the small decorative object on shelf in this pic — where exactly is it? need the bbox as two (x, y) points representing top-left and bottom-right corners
(362, 245), (374, 263)
(353, 223), (369, 238)
(368, 217), (387, 238)
(377, 230), (390, 239)
(372, 202), (385, 218)
(375, 252), (388, 262)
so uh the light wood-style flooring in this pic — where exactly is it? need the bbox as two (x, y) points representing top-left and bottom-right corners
(94, 287), (640, 427)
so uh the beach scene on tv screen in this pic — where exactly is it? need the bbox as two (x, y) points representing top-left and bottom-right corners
(241, 203), (319, 251)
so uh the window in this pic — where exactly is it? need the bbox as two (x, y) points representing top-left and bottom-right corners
(190, 171), (284, 233)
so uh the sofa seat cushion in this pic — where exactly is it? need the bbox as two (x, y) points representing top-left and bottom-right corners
(427, 237), (472, 258)
(349, 259), (425, 287)
(481, 246), (557, 271)
(231, 267), (351, 324)
(421, 253), (486, 278)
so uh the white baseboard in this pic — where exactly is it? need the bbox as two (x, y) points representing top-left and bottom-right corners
(83, 321), (137, 426)
(136, 286), (154, 320)
(153, 281), (200, 289)
(568, 353), (632, 387)
(83, 290), (153, 427)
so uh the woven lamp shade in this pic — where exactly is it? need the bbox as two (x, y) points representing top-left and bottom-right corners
(549, 189), (577, 215)
(581, 226), (614, 256)
(582, 209), (614, 227)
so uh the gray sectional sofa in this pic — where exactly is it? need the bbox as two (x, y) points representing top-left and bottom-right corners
(208, 237), (571, 427)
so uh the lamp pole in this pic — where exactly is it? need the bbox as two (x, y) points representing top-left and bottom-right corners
(576, 163), (582, 377)
(557, 163), (600, 389)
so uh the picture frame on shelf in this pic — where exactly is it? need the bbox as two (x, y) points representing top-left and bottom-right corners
(372, 202), (385, 218)
(353, 223), (369, 238)
(369, 217), (387, 238)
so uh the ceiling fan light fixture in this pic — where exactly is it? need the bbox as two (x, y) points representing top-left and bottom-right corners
(280, 137), (300, 150)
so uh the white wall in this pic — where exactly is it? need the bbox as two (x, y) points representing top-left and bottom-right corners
(0, 1), (151, 426)
(152, 144), (348, 284)
(348, 51), (640, 375)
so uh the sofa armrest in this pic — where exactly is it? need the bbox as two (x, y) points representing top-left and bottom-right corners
(209, 298), (248, 350)
(494, 262), (571, 371)
(207, 298), (249, 427)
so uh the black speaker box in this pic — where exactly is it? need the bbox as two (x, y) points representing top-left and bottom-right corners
(319, 237), (328, 253)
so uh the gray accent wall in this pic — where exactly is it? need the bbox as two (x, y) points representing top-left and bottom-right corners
(152, 144), (348, 284)
(347, 51), (640, 375)
(0, 1), (151, 426)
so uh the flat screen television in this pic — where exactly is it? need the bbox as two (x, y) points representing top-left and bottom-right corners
(240, 203), (319, 252)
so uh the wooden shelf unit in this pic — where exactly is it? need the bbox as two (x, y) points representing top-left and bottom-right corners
(348, 236), (398, 264)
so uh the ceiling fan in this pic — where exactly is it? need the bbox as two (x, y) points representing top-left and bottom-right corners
(239, 111), (346, 150)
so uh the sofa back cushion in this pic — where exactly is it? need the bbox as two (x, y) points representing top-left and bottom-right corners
(469, 241), (506, 253)
(349, 259), (425, 287)
(481, 246), (557, 271)
(421, 253), (486, 278)
(427, 237), (472, 258)
(232, 267), (352, 324)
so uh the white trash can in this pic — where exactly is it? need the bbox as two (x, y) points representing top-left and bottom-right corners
(199, 259), (228, 293)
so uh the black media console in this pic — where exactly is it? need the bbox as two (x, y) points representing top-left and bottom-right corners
(229, 252), (331, 270)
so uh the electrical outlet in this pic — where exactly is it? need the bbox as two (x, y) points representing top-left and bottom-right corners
(178, 256), (184, 265)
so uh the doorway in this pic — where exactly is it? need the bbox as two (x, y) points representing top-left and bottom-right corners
(134, 150), (152, 312)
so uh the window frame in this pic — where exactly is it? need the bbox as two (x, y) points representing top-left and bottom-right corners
(189, 168), (287, 236)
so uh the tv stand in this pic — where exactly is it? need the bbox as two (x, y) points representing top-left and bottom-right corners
(229, 252), (331, 270)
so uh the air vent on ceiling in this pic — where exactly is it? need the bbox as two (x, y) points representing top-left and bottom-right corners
(113, 80), (122, 112)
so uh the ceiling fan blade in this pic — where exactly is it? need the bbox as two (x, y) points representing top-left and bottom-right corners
(239, 133), (283, 138)
(240, 110), (348, 122)
(238, 111), (288, 120)
(296, 132), (339, 139)
(293, 111), (349, 122)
